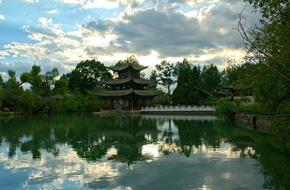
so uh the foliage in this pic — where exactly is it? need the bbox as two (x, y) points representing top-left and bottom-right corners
(172, 58), (199, 104)
(20, 65), (60, 98)
(172, 59), (223, 105)
(268, 117), (290, 149)
(152, 88), (169, 105)
(155, 60), (176, 101)
(115, 55), (140, 66)
(1, 70), (24, 111)
(83, 94), (103, 112)
(66, 60), (112, 94)
(200, 64), (222, 95)
(0, 74), (3, 83)
(214, 97), (241, 118)
(19, 90), (45, 114)
(238, 103), (273, 115)
(149, 70), (157, 89)
(236, 0), (290, 113)
(62, 95), (79, 112)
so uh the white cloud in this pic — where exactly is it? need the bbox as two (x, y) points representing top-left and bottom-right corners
(46, 9), (59, 14)
(0, 14), (4, 20)
(0, 50), (9, 59)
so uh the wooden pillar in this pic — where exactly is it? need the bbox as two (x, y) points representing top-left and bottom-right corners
(110, 99), (113, 110)
(130, 97), (133, 111)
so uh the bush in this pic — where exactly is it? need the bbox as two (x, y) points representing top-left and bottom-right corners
(62, 95), (78, 112)
(214, 97), (241, 118)
(19, 90), (45, 113)
(238, 103), (273, 115)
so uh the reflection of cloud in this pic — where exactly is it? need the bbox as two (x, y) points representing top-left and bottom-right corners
(0, 117), (263, 190)
(0, 142), (126, 189)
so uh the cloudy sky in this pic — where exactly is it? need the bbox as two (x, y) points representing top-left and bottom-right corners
(0, 0), (259, 79)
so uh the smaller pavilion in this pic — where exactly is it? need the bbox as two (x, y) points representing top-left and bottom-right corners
(95, 64), (161, 111)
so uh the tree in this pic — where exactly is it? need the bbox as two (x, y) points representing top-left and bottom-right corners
(200, 64), (222, 96)
(2, 70), (24, 111)
(115, 55), (140, 66)
(67, 60), (112, 94)
(155, 60), (176, 102)
(149, 70), (158, 89)
(172, 58), (196, 104)
(20, 65), (60, 98)
(235, 0), (290, 113)
(0, 74), (3, 84)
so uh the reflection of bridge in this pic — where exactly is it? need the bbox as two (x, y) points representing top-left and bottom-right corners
(142, 115), (220, 121)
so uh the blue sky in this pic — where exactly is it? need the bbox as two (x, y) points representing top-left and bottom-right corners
(0, 0), (260, 79)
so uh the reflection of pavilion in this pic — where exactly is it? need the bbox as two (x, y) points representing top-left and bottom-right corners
(96, 116), (159, 167)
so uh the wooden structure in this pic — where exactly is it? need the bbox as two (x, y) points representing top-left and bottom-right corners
(95, 64), (161, 111)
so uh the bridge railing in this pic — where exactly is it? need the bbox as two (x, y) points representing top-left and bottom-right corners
(141, 105), (215, 112)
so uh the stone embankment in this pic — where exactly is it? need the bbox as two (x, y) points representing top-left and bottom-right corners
(235, 113), (272, 132)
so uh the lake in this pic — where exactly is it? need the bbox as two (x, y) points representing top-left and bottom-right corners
(0, 113), (289, 190)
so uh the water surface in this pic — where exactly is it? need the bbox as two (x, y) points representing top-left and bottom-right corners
(0, 113), (289, 190)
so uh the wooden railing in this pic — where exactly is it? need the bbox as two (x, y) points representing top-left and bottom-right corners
(141, 105), (215, 112)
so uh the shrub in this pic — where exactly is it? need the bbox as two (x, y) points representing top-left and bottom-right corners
(238, 103), (273, 115)
(62, 95), (78, 112)
(214, 97), (241, 118)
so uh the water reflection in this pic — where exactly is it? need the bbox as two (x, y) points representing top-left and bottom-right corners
(0, 114), (289, 190)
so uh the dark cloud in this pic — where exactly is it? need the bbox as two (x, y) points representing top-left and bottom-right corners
(29, 27), (60, 39)
(83, 2), (246, 58)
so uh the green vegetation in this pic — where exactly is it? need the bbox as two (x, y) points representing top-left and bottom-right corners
(0, 60), (107, 114)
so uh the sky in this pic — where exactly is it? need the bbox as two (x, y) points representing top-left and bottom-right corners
(0, 0), (260, 80)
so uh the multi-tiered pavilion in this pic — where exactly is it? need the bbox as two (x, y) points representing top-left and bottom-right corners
(95, 64), (161, 111)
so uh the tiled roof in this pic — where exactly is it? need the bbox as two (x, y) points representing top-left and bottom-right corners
(101, 77), (132, 85)
(133, 78), (156, 85)
(101, 77), (156, 85)
(94, 89), (161, 97)
(107, 64), (148, 71)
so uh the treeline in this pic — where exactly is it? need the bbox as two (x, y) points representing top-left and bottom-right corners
(0, 60), (112, 114)
(0, 55), (229, 114)
(151, 59), (224, 106)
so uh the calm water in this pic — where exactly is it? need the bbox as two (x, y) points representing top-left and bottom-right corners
(0, 113), (289, 190)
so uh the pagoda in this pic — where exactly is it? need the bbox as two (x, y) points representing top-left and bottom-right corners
(95, 64), (161, 111)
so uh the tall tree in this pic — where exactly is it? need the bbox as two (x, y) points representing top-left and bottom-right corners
(200, 64), (222, 96)
(172, 58), (194, 104)
(67, 60), (112, 94)
(155, 60), (176, 102)
(20, 65), (60, 98)
(236, 0), (290, 112)
(149, 70), (158, 89)
(2, 70), (24, 111)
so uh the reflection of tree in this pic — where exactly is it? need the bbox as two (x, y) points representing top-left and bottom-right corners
(0, 115), (59, 159)
(1, 114), (289, 190)
(214, 120), (290, 190)
(173, 119), (220, 157)
(0, 114), (158, 167)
